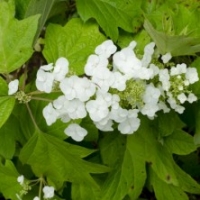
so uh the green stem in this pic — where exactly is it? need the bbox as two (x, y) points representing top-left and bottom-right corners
(38, 176), (44, 200)
(31, 97), (53, 102)
(25, 103), (40, 131)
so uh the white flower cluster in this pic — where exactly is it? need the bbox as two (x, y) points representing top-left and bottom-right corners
(36, 40), (199, 141)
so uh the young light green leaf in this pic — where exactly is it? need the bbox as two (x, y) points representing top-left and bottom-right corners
(144, 19), (200, 56)
(164, 130), (197, 155)
(16, 0), (62, 42)
(0, 160), (21, 200)
(19, 131), (109, 189)
(76, 0), (143, 41)
(0, 0), (39, 73)
(43, 18), (106, 75)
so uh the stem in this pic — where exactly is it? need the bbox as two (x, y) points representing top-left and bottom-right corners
(38, 177), (44, 200)
(25, 103), (40, 131)
(28, 90), (61, 96)
(31, 97), (53, 102)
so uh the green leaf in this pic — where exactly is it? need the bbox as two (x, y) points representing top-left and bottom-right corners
(0, 160), (21, 200)
(164, 130), (197, 155)
(0, 115), (22, 159)
(144, 19), (200, 56)
(0, 96), (15, 129)
(72, 183), (101, 200)
(43, 18), (106, 75)
(19, 131), (109, 189)
(174, 163), (200, 194)
(155, 112), (185, 138)
(132, 118), (178, 185)
(99, 132), (146, 200)
(149, 168), (188, 200)
(76, 0), (143, 41)
(0, 0), (39, 73)
(16, 0), (62, 42)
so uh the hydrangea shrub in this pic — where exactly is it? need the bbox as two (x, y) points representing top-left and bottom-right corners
(0, 0), (200, 200)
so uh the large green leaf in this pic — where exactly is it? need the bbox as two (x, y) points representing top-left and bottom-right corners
(0, 160), (21, 200)
(19, 131), (109, 189)
(0, 0), (39, 73)
(99, 132), (146, 200)
(76, 0), (143, 41)
(16, 0), (62, 42)
(43, 18), (106, 75)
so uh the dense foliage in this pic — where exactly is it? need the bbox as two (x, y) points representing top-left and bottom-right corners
(0, 0), (200, 199)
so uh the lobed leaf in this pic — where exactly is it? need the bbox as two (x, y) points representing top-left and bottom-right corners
(43, 18), (106, 75)
(19, 131), (109, 189)
(0, 0), (39, 73)
(76, 0), (143, 41)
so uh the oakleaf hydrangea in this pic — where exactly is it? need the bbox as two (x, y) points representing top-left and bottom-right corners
(36, 40), (199, 140)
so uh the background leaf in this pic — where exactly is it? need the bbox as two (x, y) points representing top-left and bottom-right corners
(76, 0), (143, 41)
(0, 160), (21, 200)
(0, 0), (39, 73)
(43, 18), (106, 75)
(15, 0), (66, 43)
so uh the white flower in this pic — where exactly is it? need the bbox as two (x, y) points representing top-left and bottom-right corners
(59, 75), (79, 100)
(158, 101), (170, 113)
(86, 98), (109, 122)
(65, 99), (87, 119)
(113, 46), (141, 78)
(111, 71), (127, 91)
(64, 123), (87, 141)
(161, 52), (172, 63)
(74, 77), (96, 102)
(92, 67), (114, 93)
(187, 93), (197, 103)
(95, 118), (113, 132)
(141, 42), (155, 68)
(95, 40), (117, 58)
(185, 67), (199, 84)
(40, 63), (53, 71)
(43, 186), (54, 199)
(142, 84), (161, 104)
(177, 93), (187, 104)
(141, 103), (159, 118)
(159, 69), (170, 91)
(36, 69), (54, 93)
(33, 197), (40, 200)
(53, 57), (69, 81)
(8, 79), (19, 95)
(84, 55), (108, 76)
(43, 103), (58, 126)
(170, 64), (187, 76)
(110, 107), (128, 123)
(118, 110), (140, 134)
(17, 175), (24, 185)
